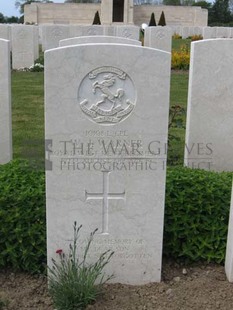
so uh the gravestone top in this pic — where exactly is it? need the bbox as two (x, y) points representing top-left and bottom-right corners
(59, 35), (141, 47)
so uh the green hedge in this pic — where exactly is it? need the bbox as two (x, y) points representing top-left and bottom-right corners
(0, 160), (45, 273)
(0, 161), (232, 273)
(164, 167), (232, 263)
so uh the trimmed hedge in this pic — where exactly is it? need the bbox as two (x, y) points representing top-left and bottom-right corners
(164, 167), (232, 263)
(0, 161), (232, 273)
(0, 160), (45, 273)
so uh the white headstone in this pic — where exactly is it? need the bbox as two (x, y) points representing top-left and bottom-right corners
(230, 28), (233, 38)
(59, 36), (141, 47)
(0, 25), (10, 41)
(144, 26), (172, 52)
(41, 25), (70, 51)
(115, 25), (140, 40)
(182, 26), (190, 39)
(45, 43), (171, 285)
(69, 25), (82, 38)
(216, 27), (230, 38)
(81, 25), (104, 36)
(11, 25), (36, 69)
(203, 27), (216, 39)
(185, 39), (233, 171)
(103, 25), (115, 36)
(171, 26), (182, 37)
(34, 26), (39, 60)
(225, 183), (233, 281)
(0, 39), (12, 164)
(192, 26), (203, 37)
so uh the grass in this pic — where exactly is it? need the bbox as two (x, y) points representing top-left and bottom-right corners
(172, 38), (191, 51)
(12, 71), (44, 166)
(169, 70), (189, 165)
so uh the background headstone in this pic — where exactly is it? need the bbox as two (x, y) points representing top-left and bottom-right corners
(45, 43), (171, 285)
(59, 36), (142, 47)
(203, 27), (216, 39)
(0, 25), (11, 41)
(144, 26), (172, 52)
(216, 27), (230, 38)
(115, 25), (140, 40)
(69, 25), (82, 38)
(225, 182), (233, 282)
(34, 26), (39, 60)
(41, 25), (70, 51)
(0, 39), (12, 164)
(182, 26), (190, 39)
(81, 25), (104, 36)
(184, 39), (233, 171)
(11, 25), (36, 69)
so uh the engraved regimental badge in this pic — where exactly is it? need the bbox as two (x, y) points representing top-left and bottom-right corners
(78, 66), (136, 125)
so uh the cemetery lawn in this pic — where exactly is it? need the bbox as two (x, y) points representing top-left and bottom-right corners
(12, 71), (44, 164)
(1, 262), (233, 309)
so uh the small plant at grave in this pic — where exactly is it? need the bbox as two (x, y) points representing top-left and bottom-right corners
(29, 63), (44, 72)
(35, 53), (44, 66)
(171, 44), (190, 70)
(172, 33), (182, 40)
(168, 104), (185, 143)
(167, 105), (186, 166)
(48, 222), (114, 310)
(190, 34), (203, 41)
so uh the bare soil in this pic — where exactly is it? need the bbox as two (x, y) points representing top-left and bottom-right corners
(1, 261), (233, 310)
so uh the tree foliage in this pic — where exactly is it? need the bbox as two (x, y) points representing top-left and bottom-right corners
(209, 0), (232, 24)
(92, 11), (101, 24)
(0, 12), (19, 23)
(192, 0), (212, 9)
(158, 11), (166, 25)
(148, 12), (156, 26)
(163, 0), (181, 5)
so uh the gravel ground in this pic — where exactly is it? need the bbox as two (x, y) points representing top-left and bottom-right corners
(1, 261), (233, 310)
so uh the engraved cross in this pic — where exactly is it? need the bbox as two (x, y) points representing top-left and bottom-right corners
(85, 171), (125, 235)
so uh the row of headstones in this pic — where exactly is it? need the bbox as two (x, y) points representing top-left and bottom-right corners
(2, 23), (233, 70)
(1, 36), (233, 284)
(167, 25), (233, 39)
(0, 24), (141, 69)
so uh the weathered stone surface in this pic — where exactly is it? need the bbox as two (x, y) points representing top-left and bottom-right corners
(0, 39), (12, 164)
(41, 25), (70, 51)
(144, 26), (172, 52)
(11, 25), (36, 69)
(45, 43), (170, 285)
(115, 25), (140, 40)
(203, 27), (216, 39)
(59, 35), (141, 47)
(81, 25), (104, 36)
(0, 25), (10, 41)
(185, 39), (233, 171)
(216, 27), (230, 38)
(216, 27), (231, 39)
